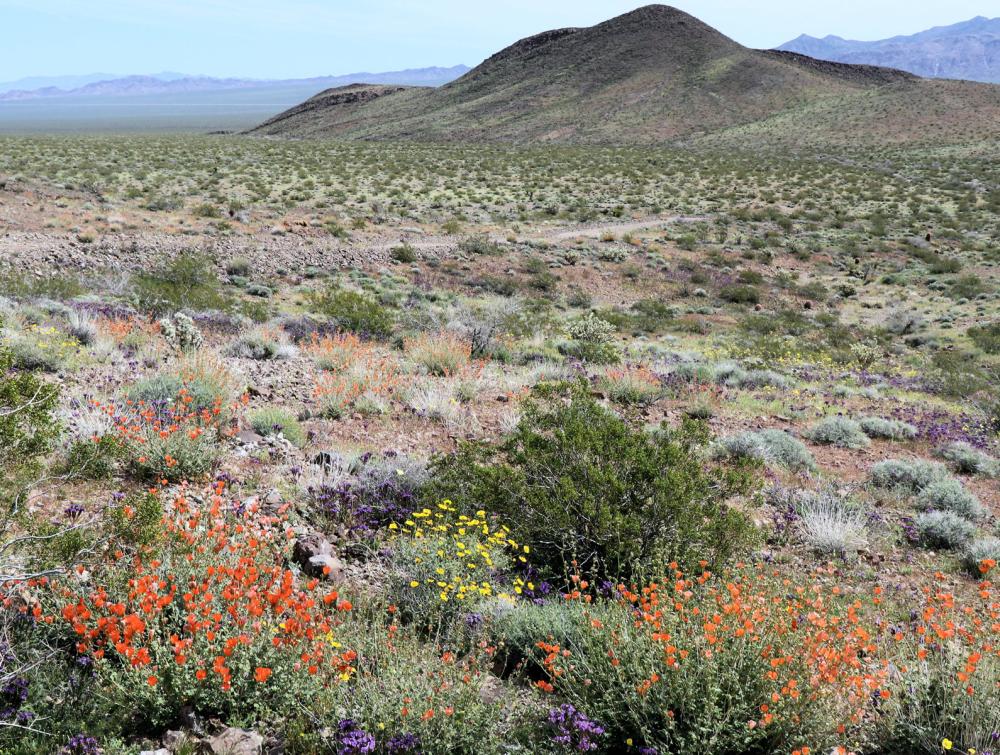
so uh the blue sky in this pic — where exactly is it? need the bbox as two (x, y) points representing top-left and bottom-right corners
(0, 0), (995, 81)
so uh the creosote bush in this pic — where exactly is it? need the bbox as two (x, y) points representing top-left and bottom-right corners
(427, 380), (761, 580)
(306, 284), (394, 339)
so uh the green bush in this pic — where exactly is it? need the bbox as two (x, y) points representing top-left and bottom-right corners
(968, 322), (1000, 354)
(306, 285), (394, 339)
(132, 251), (231, 316)
(64, 436), (125, 480)
(0, 339), (60, 502)
(108, 491), (164, 547)
(247, 406), (305, 447)
(719, 284), (760, 304)
(427, 381), (760, 580)
(390, 243), (418, 263)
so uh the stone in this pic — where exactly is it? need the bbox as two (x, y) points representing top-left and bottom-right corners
(205, 727), (264, 755)
(236, 429), (264, 445)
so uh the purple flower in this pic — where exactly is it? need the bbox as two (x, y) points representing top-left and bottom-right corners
(386, 732), (421, 753)
(60, 734), (101, 755)
(336, 719), (375, 755)
(547, 704), (605, 752)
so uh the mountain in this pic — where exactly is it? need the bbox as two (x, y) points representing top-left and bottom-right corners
(0, 72), (191, 95)
(778, 16), (1000, 83)
(249, 5), (1000, 146)
(0, 66), (470, 102)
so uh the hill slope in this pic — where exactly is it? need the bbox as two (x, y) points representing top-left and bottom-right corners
(778, 16), (1000, 83)
(250, 4), (972, 145)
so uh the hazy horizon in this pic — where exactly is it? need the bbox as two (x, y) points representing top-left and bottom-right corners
(1, 0), (995, 83)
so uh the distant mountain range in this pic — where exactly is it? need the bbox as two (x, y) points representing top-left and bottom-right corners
(249, 5), (1000, 148)
(778, 16), (1000, 83)
(0, 66), (470, 102)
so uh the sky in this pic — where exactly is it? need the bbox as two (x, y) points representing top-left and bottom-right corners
(0, 0), (995, 82)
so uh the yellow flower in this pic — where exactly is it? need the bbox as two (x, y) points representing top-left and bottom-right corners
(409, 580), (419, 588)
(943, 740), (953, 751)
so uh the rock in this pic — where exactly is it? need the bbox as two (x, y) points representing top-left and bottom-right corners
(162, 730), (188, 750)
(205, 727), (264, 755)
(264, 488), (282, 505)
(140, 749), (171, 755)
(308, 553), (346, 580)
(236, 429), (264, 445)
(292, 532), (346, 579)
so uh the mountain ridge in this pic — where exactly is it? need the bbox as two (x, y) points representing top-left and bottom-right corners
(0, 66), (470, 102)
(778, 16), (1000, 82)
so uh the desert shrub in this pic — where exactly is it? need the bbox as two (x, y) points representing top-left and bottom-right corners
(596, 299), (674, 335)
(309, 451), (428, 533)
(384, 502), (524, 631)
(517, 569), (871, 754)
(427, 381), (760, 580)
(128, 358), (237, 416)
(869, 459), (948, 493)
(132, 251), (231, 316)
(598, 366), (662, 405)
(715, 430), (816, 473)
(404, 332), (472, 376)
(961, 537), (1000, 577)
(390, 243), (417, 263)
(405, 381), (466, 427)
(719, 284), (760, 304)
(63, 435), (125, 480)
(914, 511), (976, 549)
(459, 234), (504, 256)
(858, 416), (917, 441)
(247, 406), (305, 447)
(225, 257), (251, 276)
(108, 490), (164, 547)
(967, 322), (1000, 354)
(723, 367), (790, 390)
(0, 338), (60, 502)
(7, 325), (78, 372)
(224, 332), (280, 360)
(306, 284), (394, 339)
(875, 641), (1000, 754)
(796, 488), (869, 555)
(560, 313), (620, 364)
(245, 283), (273, 298)
(936, 441), (998, 476)
(66, 310), (98, 345)
(915, 478), (984, 521)
(40, 487), (350, 732)
(805, 416), (870, 449)
(128, 424), (221, 483)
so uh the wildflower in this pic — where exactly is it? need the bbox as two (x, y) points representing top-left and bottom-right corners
(943, 739), (953, 750)
(254, 667), (272, 683)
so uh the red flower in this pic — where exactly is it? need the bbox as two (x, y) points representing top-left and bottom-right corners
(254, 667), (272, 683)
